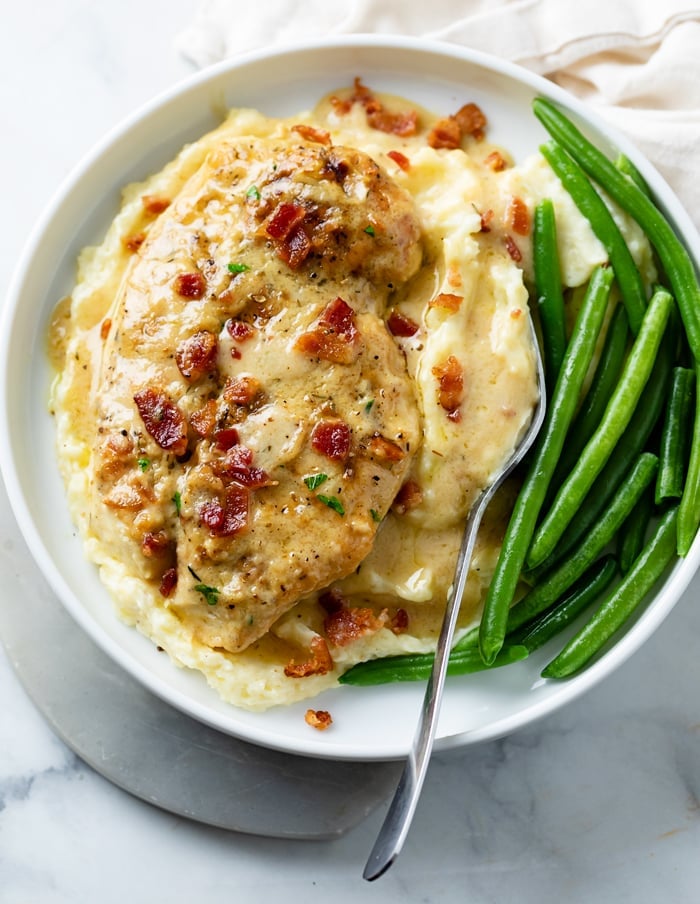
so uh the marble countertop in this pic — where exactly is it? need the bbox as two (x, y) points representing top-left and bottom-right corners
(2, 3), (700, 901)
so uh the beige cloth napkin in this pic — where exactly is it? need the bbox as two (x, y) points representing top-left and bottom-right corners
(176, 0), (700, 227)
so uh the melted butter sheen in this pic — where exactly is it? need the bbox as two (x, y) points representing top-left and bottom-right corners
(52, 86), (539, 711)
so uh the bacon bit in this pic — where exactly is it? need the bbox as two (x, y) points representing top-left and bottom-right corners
(133, 388), (188, 456)
(367, 434), (405, 464)
(123, 231), (146, 252)
(427, 116), (462, 150)
(174, 271), (206, 299)
(100, 318), (112, 340)
(454, 102), (487, 140)
(305, 709), (333, 731)
(141, 194), (171, 215)
(212, 444), (276, 489)
(429, 293), (463, 313)
(334, 78), (418, 136)
(213, 427), (240, 450)
(284, 636), (334, 678)
(226, 319), (255, 342)
(484, 150), (508, 172)
(390, 608), (409, 634)
(266, 202), (307, 241)
(279, 223), (312, 270)
(433, 355), (464, 415)
(141, 531), (170, 558)
(223, 375), (262, 407)
(325, 606), (387, 646)
(159, 567), (178, 597)
(506, 196), (531, 236)
(295, 297), (360, 364)
(387, 309), (419, 337)
(190, 400), (218, 438)
(175, 330), (218, 382)
(393, 480), (423, 515)
(292, 123), (331, 145)
(480, 208), (494, 233)
(311, 420), (351, 462)
(503, 234), (522, 262)
(199, 484), (249, 536)
(387, 149), (411, 171)
(319, 588), (346, 614)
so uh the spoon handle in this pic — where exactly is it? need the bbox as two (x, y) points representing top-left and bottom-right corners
(362, 486), (490, 882)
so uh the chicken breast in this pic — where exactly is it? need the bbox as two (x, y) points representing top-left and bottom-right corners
(91, 136), (423, 652)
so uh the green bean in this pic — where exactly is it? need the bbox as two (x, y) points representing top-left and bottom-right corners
(542, 506), (679, 678)
(338, 643), (528, 687)
(540, 140), (646, 334)
(678, 358), (700, 554)
(509, 452), (658, 633)
(549, 302), (629, 497)
(529, 316), (676, 577)
(478, 265), (613, 665)
(533, 199), (567, 389)
(527, 286), (674, 569)
(618, 484), (653, 574)
(656, 366), (695, 505)
(533, 97), (700, 359)
(615, 153), (651, 198)
(514, 556), (617, 654)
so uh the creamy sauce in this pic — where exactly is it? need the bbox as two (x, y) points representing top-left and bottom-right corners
(50, 84), (647, 710)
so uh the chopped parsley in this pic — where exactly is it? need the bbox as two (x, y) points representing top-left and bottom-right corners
(364, 399), (375, 414)
(228, 262), (251, 274)
(318, 494), (345, 516)
(137, 457), (150, 472)
(304, 473), (329, 491)
(370, 508), (382, 523)
(364, 225), (376, 236)
(194, 583), (220, 606)
(172, 491), (182, 514)
(246, 184), (261, 200)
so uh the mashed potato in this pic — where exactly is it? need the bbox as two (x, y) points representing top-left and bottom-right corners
(49, 81), (651, 710)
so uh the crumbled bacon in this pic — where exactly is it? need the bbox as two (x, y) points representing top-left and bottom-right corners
(141, 531), (170, 558)
(332, 78), (418, 136)
(305, 709), (333, 731)
(387, 149), (411, 171)
(213, 427), (240, 451)
(387, 309), (419, 337)
(133, 388), (188, 456)
(226, 319), (255, 342)
(367, 434), (405, 464)
(159, 567), (178, 597)
(174, 271), (206, 299)
(175, 330), (218, 381)
(279, 224), (312, 270)
(484, 150), (508, 171)
(292, 123), (331, 145)
(324, 605), (387, 647)
(480, 208), (494, 232)
(432, 355), (464, 415)
(265, 202), (313, 270)
(503, 234), (523, 262)
(311, 420), (351, 462)
(393, 479), (423, 514)
(198, 484), (249, 536)
(506, 196), (531, 236)
(295, 297), (360, 364)
(429, 293), (463, 313)
(266, 202), (306, 241)
(223, 375), (262, 407)
(123, 231), (146, 252)
(390, 608), (409, 634)
(284, 636), (334, 678)
(212, 444), (276, 489)
(454, 102), (487, 139)
(100, 318), (112, 340)
(190, 400), (218, 438)
(427, 116), (462, 150)
(141, 194), (171, 215)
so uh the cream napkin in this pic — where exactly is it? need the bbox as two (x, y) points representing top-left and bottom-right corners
(176, 0), (700, 227)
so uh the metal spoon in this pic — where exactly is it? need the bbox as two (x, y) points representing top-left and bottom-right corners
(363, 317), (546, 881)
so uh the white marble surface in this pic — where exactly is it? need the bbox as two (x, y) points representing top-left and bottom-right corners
(2, 3), (700, 901)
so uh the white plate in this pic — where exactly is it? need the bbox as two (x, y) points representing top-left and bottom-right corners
(3, 35), (700, 761)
